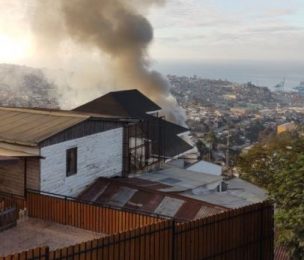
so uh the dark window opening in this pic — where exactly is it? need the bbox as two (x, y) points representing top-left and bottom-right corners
(66, 147), (77, 177)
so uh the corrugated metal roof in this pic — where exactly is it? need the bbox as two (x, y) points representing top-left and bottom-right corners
(139, 167), (223, 192)
(0, 107), (90, 146)
(26, 107), (131, 120)
(78, 177), (226, 221)
(154, 197), (185, 217)
(187, 160), (222, 176)
(182, 178), (267, 208)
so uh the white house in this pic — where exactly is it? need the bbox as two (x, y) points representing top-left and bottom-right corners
(0, 107), (125, 197)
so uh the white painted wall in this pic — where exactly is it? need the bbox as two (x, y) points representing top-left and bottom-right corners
(40, 128), (123, 197)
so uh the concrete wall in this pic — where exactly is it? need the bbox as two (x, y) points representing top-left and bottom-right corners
(40, 128), (123, 197)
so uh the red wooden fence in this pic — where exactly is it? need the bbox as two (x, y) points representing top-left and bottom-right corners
(174, 202), (274, 260)
(0, 247), (49, 260)
(27, 190), (162, 234)
(1, 200), (274, 260)
(48, 220), (173, 260)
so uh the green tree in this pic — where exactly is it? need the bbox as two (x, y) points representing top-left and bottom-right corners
(237, 132), (304, 259)
(196, 139), (209, 159)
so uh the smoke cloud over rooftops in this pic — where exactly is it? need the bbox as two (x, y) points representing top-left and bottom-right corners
(29, 0), (186, 124)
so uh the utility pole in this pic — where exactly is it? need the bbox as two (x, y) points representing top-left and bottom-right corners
(226, 129), (230, 168)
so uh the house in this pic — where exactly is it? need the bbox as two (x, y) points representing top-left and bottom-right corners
(0, 90), (193, 198)
(0, 107), (127, 197)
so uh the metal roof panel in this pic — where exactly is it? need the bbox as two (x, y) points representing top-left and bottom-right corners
(78, 177), (227, 221)
(0, 107), (90, 146)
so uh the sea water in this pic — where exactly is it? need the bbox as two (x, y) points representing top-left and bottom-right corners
(154, 60), (304, 91)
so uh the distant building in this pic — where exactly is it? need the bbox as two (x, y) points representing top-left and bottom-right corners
(277, 122), (296, 134)
(223, 94), (236, 101)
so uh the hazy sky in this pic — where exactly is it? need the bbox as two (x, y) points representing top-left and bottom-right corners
(0, 0), (303, 65)
(148, 0), (304, 62)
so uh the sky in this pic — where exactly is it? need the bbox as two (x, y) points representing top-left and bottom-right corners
(147, 0), (304, 62)
(0, 0), (303, 67)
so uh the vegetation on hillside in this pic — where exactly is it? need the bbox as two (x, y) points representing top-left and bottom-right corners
(237, 131), (304, 259)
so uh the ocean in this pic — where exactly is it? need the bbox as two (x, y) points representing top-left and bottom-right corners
(153, 60), (304, 91)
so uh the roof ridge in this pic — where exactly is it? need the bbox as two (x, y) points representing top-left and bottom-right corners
(0, 107), (89, 118)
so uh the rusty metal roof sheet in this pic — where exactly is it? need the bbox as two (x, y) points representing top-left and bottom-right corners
(78, 177), (227, 221)
(154, 197), (185, 217)
(0, 107), (91, 146)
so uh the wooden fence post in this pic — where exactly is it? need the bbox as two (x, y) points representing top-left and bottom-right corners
(171, 220), (176, 260)
(259, 205), (264, 260)
(45, 246), (50, 260)
(64, 196), (67, 225)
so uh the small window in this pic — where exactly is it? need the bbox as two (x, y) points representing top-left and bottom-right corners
(66, 147), (77, 177)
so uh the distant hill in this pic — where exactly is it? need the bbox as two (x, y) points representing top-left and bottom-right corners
(168, 75), (304, 108)
(0, 64), (59, 108)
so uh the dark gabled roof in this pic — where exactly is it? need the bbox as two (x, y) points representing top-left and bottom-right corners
(161, 119), (189, 135)
(146, 118), (192, 157)
(74, 89), (161, 118)
(74, 89), (192, 158)
(164, 134), (193, 158)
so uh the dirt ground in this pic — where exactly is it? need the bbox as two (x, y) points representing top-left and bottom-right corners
(0, 217), (107, 257)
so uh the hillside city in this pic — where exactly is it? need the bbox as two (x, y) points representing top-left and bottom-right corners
(169, 75), (304, 171)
